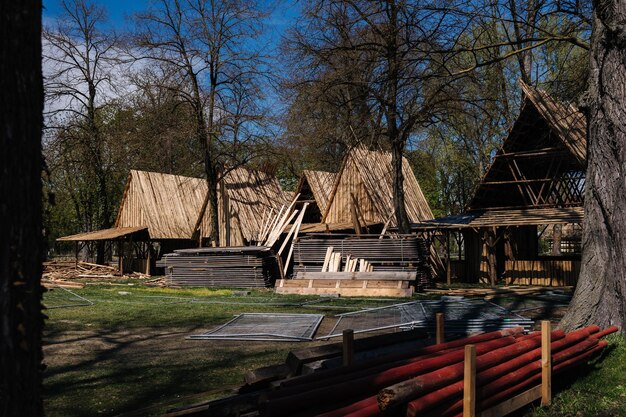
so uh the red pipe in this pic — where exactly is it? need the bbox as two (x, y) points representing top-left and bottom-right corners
(280, 327), (524, 390)
(377, 332), (564, 410)
(260, 337), (516, 417)
(423, 337), (604, 417)
(590, 325), (619, 339)
(405, 326), (596, 416)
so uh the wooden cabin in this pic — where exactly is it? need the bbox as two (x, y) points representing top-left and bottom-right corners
(415, 81), (587, 286)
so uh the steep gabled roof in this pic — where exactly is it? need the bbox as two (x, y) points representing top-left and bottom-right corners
(296, 170), (337, 214)
(115, 168), (289, 241)
(115, 170), (207, 239)
(323, 146), (434, 226)
(520, 80), (587, 165)
(468, 82), (587, 211)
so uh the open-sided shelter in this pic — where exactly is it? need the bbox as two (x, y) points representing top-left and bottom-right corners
(415, 81), (586, 286)
(58, 167), (290, 271)
(293, 170), (337, 224)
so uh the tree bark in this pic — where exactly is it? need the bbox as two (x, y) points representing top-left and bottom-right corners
(560, 1), (626, 333)
(0, 1), (45, 415)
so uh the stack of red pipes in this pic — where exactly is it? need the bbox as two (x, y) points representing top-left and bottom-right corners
(259, 325), (617, 417)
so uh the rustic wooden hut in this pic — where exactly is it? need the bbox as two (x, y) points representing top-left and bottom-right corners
(415, 80), (586, 286)
(58, 168), (290, 271)
(321, 146), (434, 229)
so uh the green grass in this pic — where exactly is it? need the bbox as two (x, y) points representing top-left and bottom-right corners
(525, 334), (626, 417)
(43, 283), (414, 416)
(43, 283), (625, 417)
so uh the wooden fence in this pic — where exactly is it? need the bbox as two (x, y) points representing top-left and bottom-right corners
(503, 259), (580, 286)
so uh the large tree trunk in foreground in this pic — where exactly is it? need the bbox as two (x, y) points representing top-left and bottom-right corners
(560, 1), (626, 333)
(0, 0), (45, 415)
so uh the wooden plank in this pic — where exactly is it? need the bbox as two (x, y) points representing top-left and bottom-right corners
(275, 286), (413, 297)
(541, 320), (552, 406)
(284, 203), (308, 268)
(295, 271), (417, 281)
(321, 246), (334, 273)
(463, 344), (476, 417)
(478, 385), (542, 417)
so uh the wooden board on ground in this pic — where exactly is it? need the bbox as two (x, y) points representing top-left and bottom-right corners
(295, 271), (417, 281)
(275, 279), (413, 297)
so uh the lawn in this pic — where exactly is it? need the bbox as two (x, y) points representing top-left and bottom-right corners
(43, 282), (625, 417)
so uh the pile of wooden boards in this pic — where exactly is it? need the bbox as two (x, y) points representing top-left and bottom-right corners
(159, 246), (281, 288)
(164, 325), (616, 417)
(276, 236), (431, 296)
(42, 260), (147, 288)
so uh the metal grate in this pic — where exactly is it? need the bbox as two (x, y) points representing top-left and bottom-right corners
(320, 299), (533, 339)
(188, 313), (324, 342)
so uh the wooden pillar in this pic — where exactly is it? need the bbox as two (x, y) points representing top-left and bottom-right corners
(145, 242), (151, 276)
(463, 344), (476, 417)
(446, 231), (452, 285)
(484, 228), (497, 287)
(541, 320), (552, 406)
(74, 241), (79, 267)
(436, 313), (445, 344)
(342, 329), (354, 366)
(118, 240), (123, 276)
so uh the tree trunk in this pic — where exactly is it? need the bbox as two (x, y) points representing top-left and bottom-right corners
(391, 140), (411, 233)
(0, 1), (45, 415)
(560, 2), (626, 333)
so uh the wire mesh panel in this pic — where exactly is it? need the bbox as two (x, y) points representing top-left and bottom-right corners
(44, 287), (93, 309)
(321, 299), (533, 338)
(188, 313), (324, 341)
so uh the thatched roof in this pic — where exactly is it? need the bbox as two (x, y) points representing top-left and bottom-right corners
(468, 82), (587, 211)
(323, 146), (434, 226)
(115, 168), (289, 242)
(296, 170), (337, 214)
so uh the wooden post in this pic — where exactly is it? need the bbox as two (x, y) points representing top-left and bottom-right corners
(463, 345), (476, 417)
(446, 231), (452, 285)
(463, 344), (476, 417)
(541, 320), (552, 406)
(145, 242), (151, 276)
(342, 329), (354, 366)
(436, 312), (445, 344)
(118, 240), (124, 276)
(74, 241), (79, 267)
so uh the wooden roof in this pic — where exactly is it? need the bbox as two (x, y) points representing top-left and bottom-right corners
(323, 146), (434, 227)
(413, 207), (584, 229)
(115, 168), (289, 241)
(296, 170), (337, 214)
(57, 226), (149, 241)
(520, 80), (587, 165)
(468, 82), (587, 211)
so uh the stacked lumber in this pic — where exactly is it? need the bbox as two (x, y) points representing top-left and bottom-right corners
(292, 236), (431, 288)
(165, 325), (616, 417)
(161, 247), (280, 288)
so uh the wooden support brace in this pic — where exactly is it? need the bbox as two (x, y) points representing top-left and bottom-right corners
(463, 344), (476, 417)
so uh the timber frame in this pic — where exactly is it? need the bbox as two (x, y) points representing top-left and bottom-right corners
(414, 81), (587, 287)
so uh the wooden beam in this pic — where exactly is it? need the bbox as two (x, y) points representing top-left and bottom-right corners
(478, 385), (542, 417)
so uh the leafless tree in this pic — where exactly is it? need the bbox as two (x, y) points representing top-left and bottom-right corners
(43, 0), (121, 263)
(134, 0), (271, 246)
